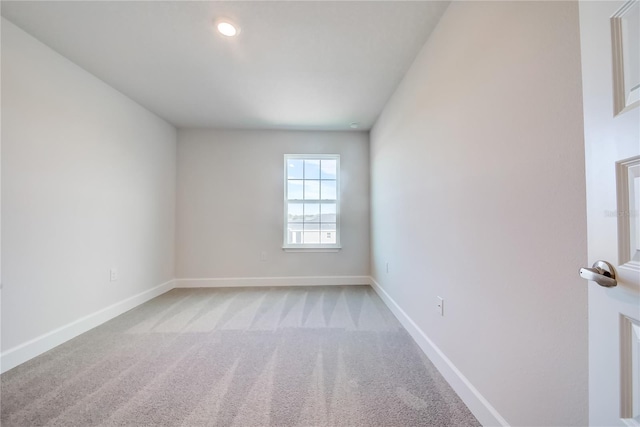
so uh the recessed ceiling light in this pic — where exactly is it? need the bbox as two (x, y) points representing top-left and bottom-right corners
(350, 122), (359, 129)
(216, 20), (240, 37)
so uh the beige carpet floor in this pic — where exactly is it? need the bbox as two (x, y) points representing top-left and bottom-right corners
(1, 285), (480, 426)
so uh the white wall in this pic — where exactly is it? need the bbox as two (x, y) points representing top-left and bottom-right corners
(176, 129), (369, 282)
(370, 2), (587, 426)
(1, 19), (176, 357)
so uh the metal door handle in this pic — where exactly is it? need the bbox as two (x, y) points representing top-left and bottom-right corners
(579, 260), (617, 288)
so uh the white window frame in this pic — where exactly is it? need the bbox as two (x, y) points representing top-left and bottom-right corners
(283, 154), (341, 251)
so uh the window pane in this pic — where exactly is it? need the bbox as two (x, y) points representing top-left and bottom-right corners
(321, 223), (337, 244)
(304, 203), (320, 222)
(287, 223), (303, 244)
(304, 160), (320, 179)
(287, 203), (303, 222)
(304, 180), (320, 200)
(321, 159), (337, 179)
(303, 223), (320, 244)
(320, 180), (337, 200)
(288, 180), (303, 200)
(321, 203), (336, 223)
(320, 223), (336, 232)
(287, 159), (304, 179)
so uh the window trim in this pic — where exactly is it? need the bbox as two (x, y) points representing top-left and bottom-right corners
(283, 154), (341, 250)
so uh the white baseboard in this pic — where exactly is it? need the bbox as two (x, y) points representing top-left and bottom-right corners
(369, 277), (509, 427)
(175, 275), (371, 288)
(0, 279), (175, 374)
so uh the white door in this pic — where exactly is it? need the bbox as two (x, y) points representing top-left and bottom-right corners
(579, 1), (640, 425)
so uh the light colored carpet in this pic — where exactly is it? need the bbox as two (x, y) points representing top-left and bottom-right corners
(1, 286), (480, 426)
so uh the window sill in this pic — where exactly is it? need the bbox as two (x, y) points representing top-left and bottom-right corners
(283, 246), (342, 253)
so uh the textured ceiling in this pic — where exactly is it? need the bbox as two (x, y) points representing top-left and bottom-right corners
(1, 1), (449, 130)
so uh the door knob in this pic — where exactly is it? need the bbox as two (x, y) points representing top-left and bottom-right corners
(579, 260), (617, 288)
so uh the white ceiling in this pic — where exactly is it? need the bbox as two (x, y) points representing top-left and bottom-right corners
(1, 1), (449, 130)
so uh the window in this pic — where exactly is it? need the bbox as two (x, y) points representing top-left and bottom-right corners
(284, 154), (340, 249)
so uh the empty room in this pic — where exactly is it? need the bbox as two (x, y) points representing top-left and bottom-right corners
(2, 1), (639, 426)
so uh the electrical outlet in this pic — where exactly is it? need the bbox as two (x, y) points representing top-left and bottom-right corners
(436, 297), (444, 316)
(386, 262), (389, 273)
(110, 268), (118, 282)
(260, 251), (268, 262)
